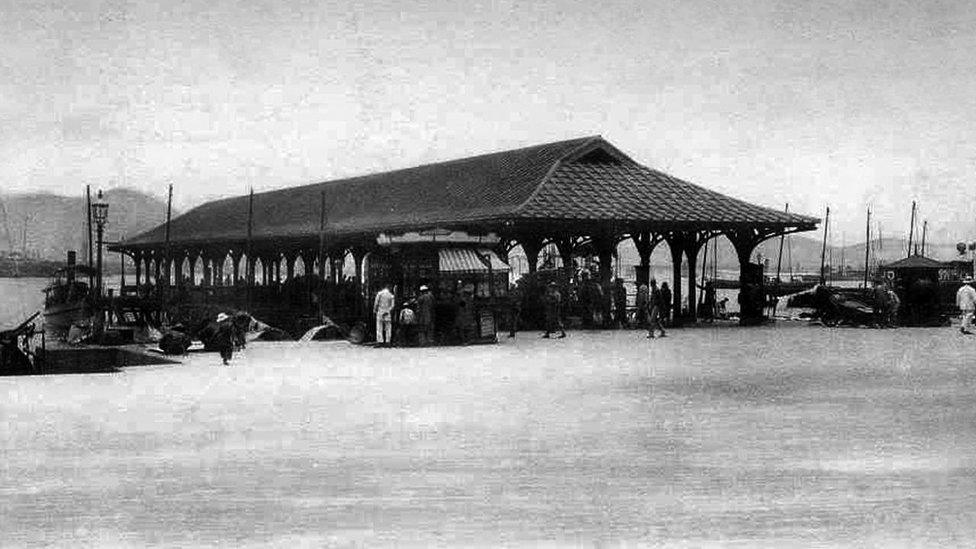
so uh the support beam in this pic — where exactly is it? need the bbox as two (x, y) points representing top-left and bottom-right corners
(231, 252), (241, 284)
(552, 237), (576, 285)
(202, 253), (212, 286)
(519, 236), (543, 274)
(286, 253), (296, 282)
(724, 227), (791, 325)
(631, 231), (662, 286)
(686, 244), (698, 319)
(134, 252), (142, 287)
(667, 238), (683, 319)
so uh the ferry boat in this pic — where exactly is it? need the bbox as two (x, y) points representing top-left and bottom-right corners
(42, 251), (97, 341)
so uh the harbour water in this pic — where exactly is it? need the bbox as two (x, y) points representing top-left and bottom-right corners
(0, 276), (124, 328)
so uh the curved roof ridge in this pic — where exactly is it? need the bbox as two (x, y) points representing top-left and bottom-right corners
(513, 135), (606, 216)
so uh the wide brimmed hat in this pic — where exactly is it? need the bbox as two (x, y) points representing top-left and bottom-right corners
(419, 285), (429, 291)
(964, 276), (974, 284)
(216, 312), (230, 323)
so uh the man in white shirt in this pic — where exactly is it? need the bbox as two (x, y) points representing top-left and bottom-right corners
(374, 285), (395, 345)
(956, 276), (976, 335)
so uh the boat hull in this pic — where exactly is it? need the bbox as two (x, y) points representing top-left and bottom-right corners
(43, 301), (93, 341)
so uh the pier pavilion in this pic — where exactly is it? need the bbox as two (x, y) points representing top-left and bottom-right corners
(111, 136), (819, 324)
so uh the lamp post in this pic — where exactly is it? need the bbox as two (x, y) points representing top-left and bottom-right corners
(92, 190), (109, 298)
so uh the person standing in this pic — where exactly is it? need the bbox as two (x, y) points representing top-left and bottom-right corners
(542, 282), (567, 339)
(956, 276), (976, 335)
(700, 280), (716, 323)
(506, 283), (523, 338)
(635, 282), (649, 328)
(646, 279), (667, 339)
(872, 280), (889, 327)
(212, 312), (235, 365)
(659, 282), (672, 326)
(886, 285), (901, 327)
(373, 284), (395, 346)
(415, 285), (435, 345)
(612, 278), (628, 328)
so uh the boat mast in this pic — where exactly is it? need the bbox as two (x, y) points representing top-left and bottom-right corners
(318, 190), (327, 318)
(907, 201), (916, 257)
(840, 232), (846, 278)
(819, 206), (830, 285)
(863, 207), (871, 288)
(711, 237), (717, 280)
(775, 203), (788, 283)
(86, 185), (94, 288)
(246, 187), (254, 312)
(162, 183), (172, 320)
(920, 220), (927, 256)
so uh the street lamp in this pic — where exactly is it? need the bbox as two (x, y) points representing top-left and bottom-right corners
(92, 190), (109, 298)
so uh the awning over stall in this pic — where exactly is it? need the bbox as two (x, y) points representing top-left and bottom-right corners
(438, 248), (510, 274)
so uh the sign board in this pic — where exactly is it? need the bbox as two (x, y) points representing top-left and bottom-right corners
(478, 310), (495, 337)
(377, 230), (500, 246)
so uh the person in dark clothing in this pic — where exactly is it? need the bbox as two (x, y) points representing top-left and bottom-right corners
(612, 278), (628, 328)
(507, 283), (523, 338)
(212, 313), (235, 365)
(454, 287), (477, 344)
(600, 279), (613, 328)
(700, 280), (716, 322)
(579, 272), (595, 328)
(659, 282), (673, 326)
(646, 279), (667, 339)
(415, 285), (435, 345)
(635, 283), (649, 327)
(542, 282), (567, 339)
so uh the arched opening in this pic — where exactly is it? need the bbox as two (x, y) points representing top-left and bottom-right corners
(253, 258), (264, 286)
(506, 244), (529, 284)
(222, 254), (235, 286)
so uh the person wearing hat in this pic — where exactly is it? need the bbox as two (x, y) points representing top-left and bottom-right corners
(213, 312), (235, 365)
(415, 284), (435, 345)
(956, 276), (976, 334)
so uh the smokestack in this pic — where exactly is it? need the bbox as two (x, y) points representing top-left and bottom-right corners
(67, 250), (76, 285)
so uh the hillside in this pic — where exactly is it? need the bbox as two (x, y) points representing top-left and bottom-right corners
(0, 188), (172, 260)
(621, 234), (969, 274)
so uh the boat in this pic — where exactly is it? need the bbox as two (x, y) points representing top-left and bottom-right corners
(1, 312), (42, 375)
(42, 251), (98, 341)
(710, 275), (816, 296)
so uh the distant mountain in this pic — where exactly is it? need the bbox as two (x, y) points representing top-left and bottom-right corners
(619, 233), (969, 275)
(0, 188), (173, 261)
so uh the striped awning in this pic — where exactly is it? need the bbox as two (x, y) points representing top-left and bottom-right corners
(438, 248), (510, 274)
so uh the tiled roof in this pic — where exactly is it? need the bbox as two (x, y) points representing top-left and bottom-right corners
(119, 136), (818, 249)
(519, 163), (816, 226)
(122, 137), (597, 247)
(883, 255), (945, 269)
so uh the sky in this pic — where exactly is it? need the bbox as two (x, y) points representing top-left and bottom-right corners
(2, 0), (976, 243)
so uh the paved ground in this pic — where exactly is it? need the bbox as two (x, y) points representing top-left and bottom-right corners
(3, 323), (976, 547)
